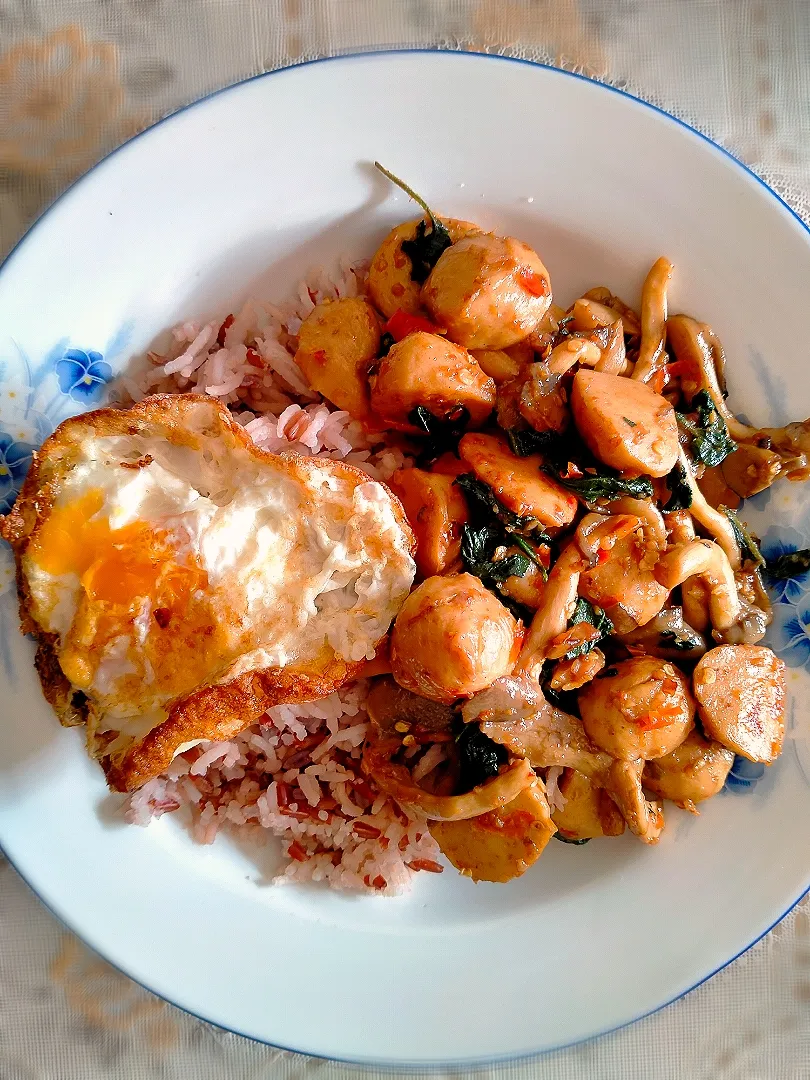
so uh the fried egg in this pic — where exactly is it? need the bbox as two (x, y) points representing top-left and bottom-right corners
(1, 395), (415, 791)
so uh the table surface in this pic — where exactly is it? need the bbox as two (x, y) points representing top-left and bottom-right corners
(1, 2), (809, 1078)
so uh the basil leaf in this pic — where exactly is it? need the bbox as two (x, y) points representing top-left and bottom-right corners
(454, 472), (548, 538)
(565, 597), (614, 659)
(456, 722), (508, 791)
(721, 506), (765, 569)
(764, 549), (810, 580)
(663, 461), (693, 511)
(507, 427), (566, 458)
(373, 162), (453, 282)
(488, 552), (531, 582)
(676, 389), (737, 468)
(401, 219), (453, 283)
(408, 404), (470, 465)
(459, 523), (531, 584)
(543, 463), (654, 502)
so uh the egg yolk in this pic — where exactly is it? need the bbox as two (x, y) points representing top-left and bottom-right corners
(30, 487), (218, 701)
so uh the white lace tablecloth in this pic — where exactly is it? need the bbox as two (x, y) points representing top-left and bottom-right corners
(1, 3), (809, 1077)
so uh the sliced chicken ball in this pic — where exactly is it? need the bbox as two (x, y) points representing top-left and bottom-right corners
(692, 645), (785, 764)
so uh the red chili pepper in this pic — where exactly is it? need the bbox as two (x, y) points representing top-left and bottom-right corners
(560, 462), (584, 480)
(650, 370), (667, 394)
(383, 309), (441, 342)
(246, 347), (264, 368)
(664, 360), (688, 378)
(287, 841), (308, 862)
(216, 313), (234, 347)
(518, 268), (549, 298)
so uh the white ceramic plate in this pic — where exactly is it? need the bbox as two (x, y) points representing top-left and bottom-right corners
(1, 52), (809, 1067)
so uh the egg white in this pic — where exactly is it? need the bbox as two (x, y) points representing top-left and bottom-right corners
(23, 428), (415, 742)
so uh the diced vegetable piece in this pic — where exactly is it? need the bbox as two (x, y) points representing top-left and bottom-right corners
(643, 730), (734, 812)
(579, 531), (669, 633)
(551, 769), (625, 839)
(388, 467), (469, 577)
(430, 782), (556, 882)
(578, 657), (694, 761)
(422, 234), (552, 350)
(570, 368), (679, 477)
(458, 432), (577, 528)
(295, 297), (380, 420)
(692, 645), (785, 763)
(370, 332), (495, 430)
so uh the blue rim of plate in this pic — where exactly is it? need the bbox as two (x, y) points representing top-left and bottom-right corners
(1, 49), (809, 1069)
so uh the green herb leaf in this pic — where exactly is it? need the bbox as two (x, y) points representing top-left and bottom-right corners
(675, 389), (737, 468)
(378, 331), (395, 357)
(543, 463), (654, 503)
(374, 162), (452, 283)
(456, 722), (508, 791)
(721, 506), (765, 569)
(622, 416), (637, 427)
(663, 461), (693, 511)
(401, 219), (453, 283)
(764, 549), (810, 580)
(506, 427), (567, 458)
(488, 552), (532, 582)
(454, 472), (548, 538)
(564, 597), (614, 659)
(459, 522), (500, 577)
(460, 522), (531, 585)
(554, 833), (592, 845)
(408, 405), (470, 465)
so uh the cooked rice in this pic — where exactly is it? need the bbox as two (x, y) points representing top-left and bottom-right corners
(120, 257), (444, 894)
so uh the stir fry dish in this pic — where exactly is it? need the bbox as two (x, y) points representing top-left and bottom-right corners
(355, 165), (809, 882)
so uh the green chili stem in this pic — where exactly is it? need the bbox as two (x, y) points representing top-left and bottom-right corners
(374, 162), (437, 227)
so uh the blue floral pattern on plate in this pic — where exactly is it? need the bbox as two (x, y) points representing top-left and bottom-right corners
(55, 347), (113, 403)
(0, 431), (35, 514)
(0, 330), (129, 676)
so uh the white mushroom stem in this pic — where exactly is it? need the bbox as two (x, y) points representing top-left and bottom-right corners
(666, 315), (755, 441)
(675, 447), (741, 569)
(594, 322), (630, 375)
(664, 508), (696, 544)
(516, 543), (583, 679)
(605, 759), (664, 844)
(654, 539), (740, 632)
(575, 512), (642, 564)
(570, 298), (621, 331)
(547, 337), (602, 376)
(610, 497), (667, 547)
(632, 256), (674, 383)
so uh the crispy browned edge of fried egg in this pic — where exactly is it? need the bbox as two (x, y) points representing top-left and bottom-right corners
(0, 394), (415, 793)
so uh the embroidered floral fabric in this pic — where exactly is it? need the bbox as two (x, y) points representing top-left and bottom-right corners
(1, 3), (809, 1078)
